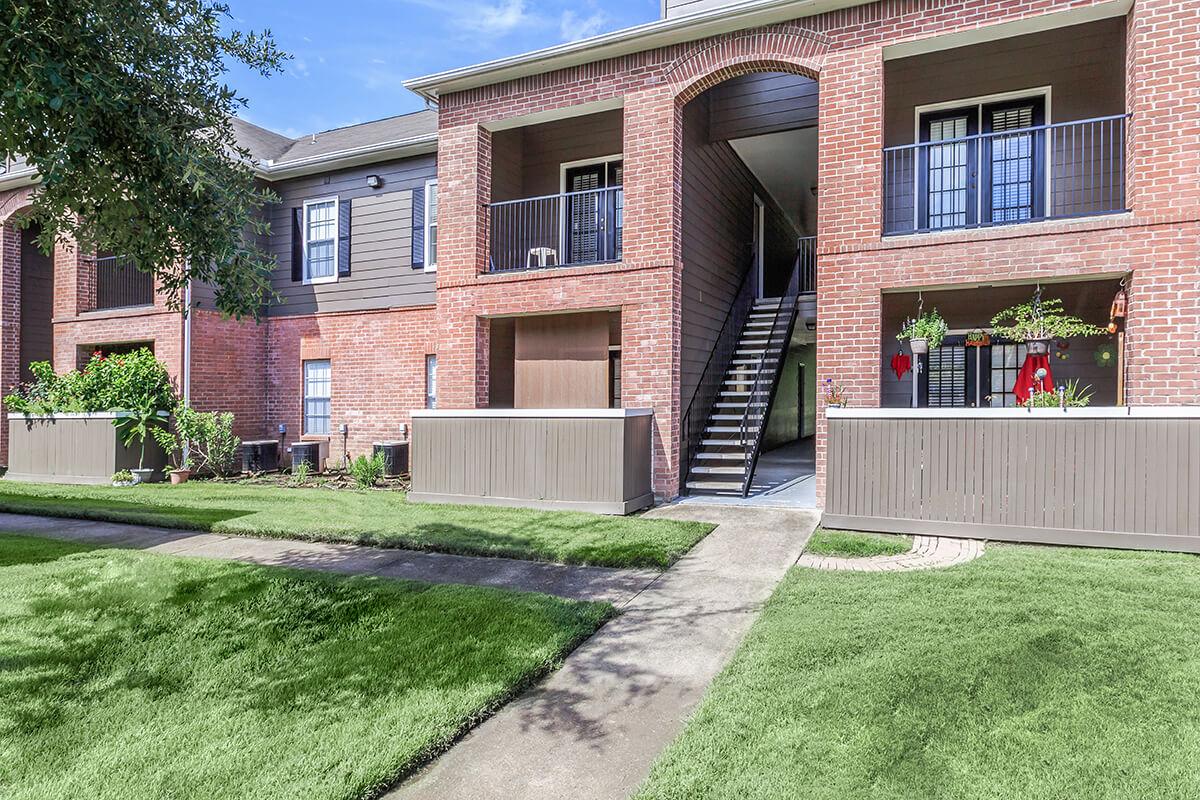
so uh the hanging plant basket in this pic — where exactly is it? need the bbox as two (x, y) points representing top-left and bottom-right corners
(909, 337), (929, 355)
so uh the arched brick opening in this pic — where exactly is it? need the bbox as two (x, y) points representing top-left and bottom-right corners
(666, 24), (830, 104)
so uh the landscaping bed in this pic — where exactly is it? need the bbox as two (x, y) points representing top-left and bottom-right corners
(0, 533), (611, 800)
(804, 527), (913, 558)
(0, 481), (711, 569)
(636, 543), (1200, 799)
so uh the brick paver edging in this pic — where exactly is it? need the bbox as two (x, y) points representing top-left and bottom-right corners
(797, 535), (985, 572)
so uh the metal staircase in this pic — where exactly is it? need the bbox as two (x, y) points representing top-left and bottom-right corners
(681, 236), (814, 497)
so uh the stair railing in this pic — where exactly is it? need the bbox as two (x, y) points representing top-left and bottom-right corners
(680, 251), (758, 491)
(737, 255), (803, 496)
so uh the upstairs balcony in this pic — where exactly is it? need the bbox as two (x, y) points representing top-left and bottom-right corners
(880, 15), (1129, 237)
(94, 255), (154, 310)
(489, 185), (623, 273)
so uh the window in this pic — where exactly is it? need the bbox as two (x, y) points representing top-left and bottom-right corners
(303, 197), (338, 283)
(561, 156), (623, 266)
(303, 360), (331, 434)
(424, 181), (438, 270)
(425, 355), (437, 409)
(989, 342), (1028, 407)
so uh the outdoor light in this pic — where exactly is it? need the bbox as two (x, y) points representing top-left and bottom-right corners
(399, 423), (409, 441)
(366, 174), (382, 189)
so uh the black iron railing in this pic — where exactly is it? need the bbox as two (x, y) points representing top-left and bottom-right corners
(882, 114), (1129, 236)
(488, 186), (623, 273)
(796, 235), (816, 294)
(680, 252), (759, 490)
(95, 255), (154, 310)
(736, 258), (802, 496)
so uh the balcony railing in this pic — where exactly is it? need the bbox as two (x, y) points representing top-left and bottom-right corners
(95, 255), (155, 310)
(796, 235), (816, 294)
(488, 186), (623, 273)
(882, 114), (1129, 236)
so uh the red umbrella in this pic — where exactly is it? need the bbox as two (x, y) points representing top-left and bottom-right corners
(1013, 353), (1053, 403)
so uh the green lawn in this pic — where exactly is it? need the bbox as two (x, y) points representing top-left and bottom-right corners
(637, 544), (1200, 799)
(0, 481), (712, 569)
(0, 533), (610, 800)
(804, 527), (912, 558)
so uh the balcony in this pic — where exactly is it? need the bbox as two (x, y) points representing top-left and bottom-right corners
(882, 114), (1128, 236)
(95, 255), (154, 310)
(488, 186), (623, 273)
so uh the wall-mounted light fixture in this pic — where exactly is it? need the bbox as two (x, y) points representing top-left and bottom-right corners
(366, 174), (382, 189)
(805, 321), (817, 332)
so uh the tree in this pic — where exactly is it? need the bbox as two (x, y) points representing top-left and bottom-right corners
(1, 1), (287, 318)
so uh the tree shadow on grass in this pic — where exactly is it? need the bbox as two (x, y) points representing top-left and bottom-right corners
(0, 533), (99, 568)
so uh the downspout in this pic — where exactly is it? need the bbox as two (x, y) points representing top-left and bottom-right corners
(181, 280), (193, 466)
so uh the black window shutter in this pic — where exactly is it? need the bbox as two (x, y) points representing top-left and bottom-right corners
(291, 207), (303, 282)
(411, 186), (425, 269)
(337, 199), (352, 277)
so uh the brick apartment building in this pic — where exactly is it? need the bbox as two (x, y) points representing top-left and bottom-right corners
(1, 0), (1197, 537)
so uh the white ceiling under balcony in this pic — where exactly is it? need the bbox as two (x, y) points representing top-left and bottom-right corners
(730, 126), (818, 236)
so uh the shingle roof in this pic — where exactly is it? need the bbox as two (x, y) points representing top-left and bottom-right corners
(231, 110), (438, 168)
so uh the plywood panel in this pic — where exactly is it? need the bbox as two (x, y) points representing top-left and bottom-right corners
(514, 312), (610, 409)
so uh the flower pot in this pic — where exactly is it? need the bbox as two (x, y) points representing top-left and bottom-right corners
(909, 338), (929, 356)
(112, 480), (136, 488)
(1025, 338), (1052, 356)
(130, 468), (156, 485)
(169, 469), (192, 485)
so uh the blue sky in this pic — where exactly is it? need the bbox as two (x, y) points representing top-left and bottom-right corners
(225, 0), (660, 137)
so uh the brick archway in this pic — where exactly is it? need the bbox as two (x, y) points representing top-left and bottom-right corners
(666, 24), (830, 104)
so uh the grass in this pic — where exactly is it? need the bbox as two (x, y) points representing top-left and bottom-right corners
(636, 544), (1200, 799)
(0, 533), (611, 800)
(0, 481), (713, 569)
(804, 527), (912, 558)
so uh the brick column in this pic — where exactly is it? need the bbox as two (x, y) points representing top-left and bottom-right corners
(0, 223), (22, 465)
(624, 85), (684, 498)
(1121, 0), (1200, 403)
(436, 122), (492, 409)
(814, 45), (884, 507)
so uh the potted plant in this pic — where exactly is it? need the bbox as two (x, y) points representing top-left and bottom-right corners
(1021, 379), (1094, 408)
(897, 309), (949, 355)
(991, 294), (1106, 355)
(823, 378), (848, 408)
(111, 470), (135, 488)
(114, 395), (168, 484)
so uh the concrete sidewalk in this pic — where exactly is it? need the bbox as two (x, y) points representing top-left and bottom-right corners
(0, 513), (660, 605)
(388, 503), (819, 800)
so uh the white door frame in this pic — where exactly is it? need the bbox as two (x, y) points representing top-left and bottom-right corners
(753, 195), (766, 299)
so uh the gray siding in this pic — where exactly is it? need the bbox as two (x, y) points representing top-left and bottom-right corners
(680, 93), (799, 410)
(884, 17), (1126, 147)
(709, 73), (818, 142)
(491, 110), (623, 201)
(265, 155), (437, 317)
(825, 411), (1200, 554)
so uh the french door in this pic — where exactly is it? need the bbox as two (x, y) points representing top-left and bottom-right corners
(918, 96), (1045, 231)
(564, 160), (623, 265)
(918, 336), (1028, 408)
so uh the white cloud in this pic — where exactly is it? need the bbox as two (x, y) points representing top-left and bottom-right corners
(559, 8), (608, 42)
(401, 0), (540, 40)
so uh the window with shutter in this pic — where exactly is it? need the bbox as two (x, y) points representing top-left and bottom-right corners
(301, 197), (339, 284)
(424, 181), (438, 271)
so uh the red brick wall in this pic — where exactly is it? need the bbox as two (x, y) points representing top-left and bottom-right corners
(265, 306), (439, 463)
(188, 310), (268, 439)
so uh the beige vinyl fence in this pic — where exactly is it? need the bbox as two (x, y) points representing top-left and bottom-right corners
(824, 408), (1200, 553)
(409, 409), (654, 514)
(7, 413), (169, 484)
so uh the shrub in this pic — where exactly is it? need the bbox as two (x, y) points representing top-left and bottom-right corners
(151, 403), (241, 476)
(111, 470), (134, 485)
(349, 452), (386, 489)
(1022, 379), (1094, 408)
(290, 459), (311, 486)
(5, 349), (175, 414)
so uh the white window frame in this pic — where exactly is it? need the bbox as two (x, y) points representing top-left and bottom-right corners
(303, 359), (332, 435)
(302, 196), (340, 285)
(557, 154), (624, 264)
(424, 180), (438, 272)
(911, 87), (1053, 231)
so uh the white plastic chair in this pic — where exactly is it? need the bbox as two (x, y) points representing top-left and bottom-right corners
(527, 247), (558, 269)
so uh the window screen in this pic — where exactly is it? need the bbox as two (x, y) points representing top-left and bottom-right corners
(303, 360), (331, 434)
(304, 200), (337, 281)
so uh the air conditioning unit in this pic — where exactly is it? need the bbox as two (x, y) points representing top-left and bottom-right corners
(290, 441), (328, 473)
(372, 441), (410, 477)
(240, 440), (280, 473)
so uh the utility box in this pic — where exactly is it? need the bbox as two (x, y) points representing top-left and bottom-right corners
(240, 440), (280, 474)
(372, 441), (410, 477)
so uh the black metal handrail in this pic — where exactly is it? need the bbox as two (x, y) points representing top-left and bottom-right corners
(488, 186), (623, 273)
(680, 250), (758, 490)
(737, 258), (801, 496)
(882, 113), (1129, 235)
(95, 255), (154, 310)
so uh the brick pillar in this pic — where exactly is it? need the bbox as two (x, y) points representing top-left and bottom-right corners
(1122, 0), (1200, 403)
(623, 85), (684, 499)
(0, 223), (22, 465)
(814, 45), (884, 507)
(436, 122), (492, 409)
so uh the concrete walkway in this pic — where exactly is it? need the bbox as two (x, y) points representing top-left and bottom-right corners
(0, 513), (659, 605)
(797, 534), (985, 572)
(388, 503), (819, 800)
